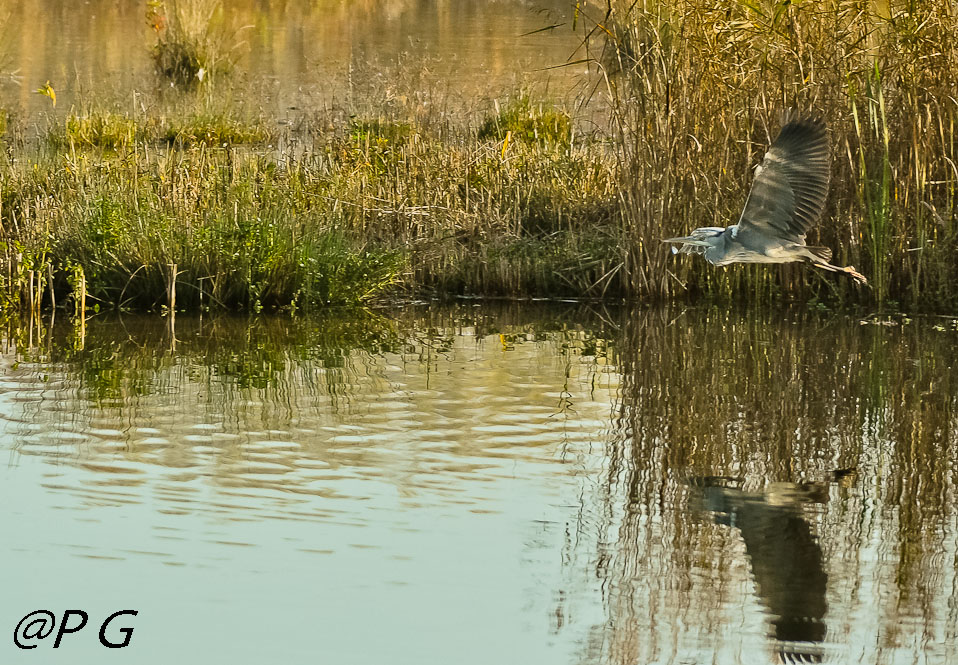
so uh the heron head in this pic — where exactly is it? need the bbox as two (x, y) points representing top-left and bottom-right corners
(662, 227), (725, 256)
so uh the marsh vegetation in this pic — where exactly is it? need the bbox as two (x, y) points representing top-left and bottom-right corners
(585, 0), (958, 310)
(0, 0), (956, 313)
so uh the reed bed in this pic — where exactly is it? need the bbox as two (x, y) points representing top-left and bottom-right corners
(579, 0), (958, 309)
(0, 98), (620, 313)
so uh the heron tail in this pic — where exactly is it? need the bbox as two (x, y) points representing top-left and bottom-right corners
(806, 246), (832, 262)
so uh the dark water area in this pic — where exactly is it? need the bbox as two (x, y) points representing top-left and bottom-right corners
(0, 303), (955, 663)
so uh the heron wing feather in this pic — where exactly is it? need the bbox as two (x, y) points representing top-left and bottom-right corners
(737, 115), (830, 243)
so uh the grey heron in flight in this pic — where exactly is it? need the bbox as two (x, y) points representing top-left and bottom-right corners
(664, 114), (868, 285)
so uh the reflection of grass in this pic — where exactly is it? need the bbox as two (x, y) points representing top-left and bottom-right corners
(45, 312), (403, 401)
(10, 303), (615, 402)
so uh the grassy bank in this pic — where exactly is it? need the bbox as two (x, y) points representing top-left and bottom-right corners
(0, 1), (957, 313)
(0, 99), (620, 313)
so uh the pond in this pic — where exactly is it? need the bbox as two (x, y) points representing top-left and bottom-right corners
(0, 304), (954, 664)
(0, 0), (584, 118)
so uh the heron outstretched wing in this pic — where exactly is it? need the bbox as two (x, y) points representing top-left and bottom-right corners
(736, 115), (830, 243)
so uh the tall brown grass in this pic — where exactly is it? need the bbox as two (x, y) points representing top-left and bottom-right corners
(578, 0), (958, 309)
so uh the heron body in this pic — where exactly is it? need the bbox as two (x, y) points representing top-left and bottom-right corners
(664, 114), (868, 285)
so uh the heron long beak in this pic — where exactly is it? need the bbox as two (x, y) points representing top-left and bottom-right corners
(662, 235), (711, 255)
(662, 236), (709, 246)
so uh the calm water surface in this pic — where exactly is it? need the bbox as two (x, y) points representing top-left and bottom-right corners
(0, 304), (956, 664)
(0, 0), (583, 117)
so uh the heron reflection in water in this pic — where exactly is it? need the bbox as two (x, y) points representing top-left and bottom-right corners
(664, 113), (868, 286)
(690, 475), (838, 664)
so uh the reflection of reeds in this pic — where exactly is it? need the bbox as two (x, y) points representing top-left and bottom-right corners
(579, 1), (958, 308)
(580, 307), (958, 664)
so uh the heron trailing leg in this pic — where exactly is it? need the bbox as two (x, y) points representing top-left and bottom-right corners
(665, 114), (872, 288)
(808, 257), (869, 285)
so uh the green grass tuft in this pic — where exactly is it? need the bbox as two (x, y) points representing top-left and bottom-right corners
(163, 112), (270, 146)
(478, 97), (572, 146)
(62, 112), (138, 150)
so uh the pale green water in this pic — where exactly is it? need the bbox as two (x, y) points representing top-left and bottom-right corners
(0, 307), (613, 663)
(0, 305), (956, 664)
